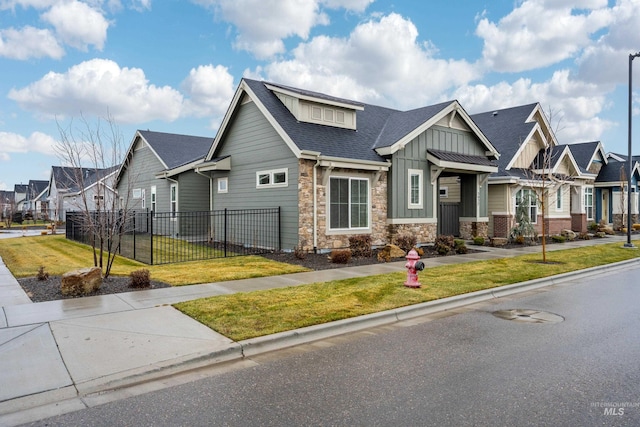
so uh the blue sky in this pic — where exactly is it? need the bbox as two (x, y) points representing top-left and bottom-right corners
(1, 0), (640, 190)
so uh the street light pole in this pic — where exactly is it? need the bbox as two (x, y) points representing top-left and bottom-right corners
(625, 52), (640, 248)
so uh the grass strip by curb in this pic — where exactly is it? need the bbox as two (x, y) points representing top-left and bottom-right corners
(174, 240), (640, 341)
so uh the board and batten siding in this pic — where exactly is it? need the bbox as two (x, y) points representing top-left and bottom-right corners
(212, 99), (299, 250)
(388, 125), (487, 219)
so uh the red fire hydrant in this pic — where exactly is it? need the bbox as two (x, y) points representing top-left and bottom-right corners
(404, 249), (425, 288)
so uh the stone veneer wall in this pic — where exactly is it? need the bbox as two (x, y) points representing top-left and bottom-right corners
(459, 221), (489, 239)
(613, 213), (640, 230)
(387, 223), (437, 246)
(297, 159), (388, 252)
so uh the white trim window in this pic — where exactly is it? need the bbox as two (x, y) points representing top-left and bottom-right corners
(218, 177), (228, 193)
(555, 187), (562, 211)
(150, 186), (156, 212)
(329, 177), (369, 230)
(584, 187), (594, 220)
(408, 169), (423, 209)
(256, 168), (288, 188)
(516, 189), (538, 224)
(170, 184), (177, 220)
(141, 189), (146, 210)
(132, 188), (142, 199)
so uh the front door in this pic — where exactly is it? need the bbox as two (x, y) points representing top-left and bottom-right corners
(602, 189), (609, 224)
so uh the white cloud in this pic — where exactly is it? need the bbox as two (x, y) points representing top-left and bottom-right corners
(0, 25), (64, 59)
(41, 0), (109, 51)
(8, 59), (184, 124)
(251, 13), (480, 109)
(193, 0), (371, 59)
(0, 131), (58, 161)
(454, 69), (615, 143)
(476, 0), (612, 73)
(181, 64), (236, 126)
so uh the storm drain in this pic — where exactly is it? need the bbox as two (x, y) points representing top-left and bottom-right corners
(492, 309), (564, 324)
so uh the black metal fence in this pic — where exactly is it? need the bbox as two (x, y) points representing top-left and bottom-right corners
(65, 208), (281, 265)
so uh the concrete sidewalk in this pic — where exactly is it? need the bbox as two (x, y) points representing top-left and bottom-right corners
(0, 235), (636, 425)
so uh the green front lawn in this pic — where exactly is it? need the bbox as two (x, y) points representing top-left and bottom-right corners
(174, 240), (640, 340)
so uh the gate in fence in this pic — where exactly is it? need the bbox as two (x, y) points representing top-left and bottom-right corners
(65, 208), (281, 265)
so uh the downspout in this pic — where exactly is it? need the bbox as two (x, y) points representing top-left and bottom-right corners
(194, 169), (213, 211)
(313, 156), (321, 253)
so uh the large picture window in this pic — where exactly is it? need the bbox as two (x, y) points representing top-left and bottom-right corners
(515, 188), (537, 224)
(329, 177), (369, 229)
(584, 187), (594, 220)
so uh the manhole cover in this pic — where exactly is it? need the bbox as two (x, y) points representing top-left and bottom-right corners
(492, 309), (564, 324)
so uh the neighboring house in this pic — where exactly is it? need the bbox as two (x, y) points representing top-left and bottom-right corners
(47, 166), (119, 221)
(594, 154), (640, 229)
(565, 141), (608, 226)
(0, 190), (15, 219)
(115, 130), (213, 236)
(472, 103), (595, 238)
(13, 184), (27, 212)
(25, 180), (49, 219)
(195, 78), (499, 252)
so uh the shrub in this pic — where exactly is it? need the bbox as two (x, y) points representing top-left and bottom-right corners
(376, 247), (391, 262)
(413, 246), (424, 257)
(595, 231), (606, 238)
(434, 235), (455, 255)
(588, 221), (598, 232)
(455, 239), (468, 254)
(551, 235), (566, 243)
(349, 235), (373, 258)
(578, 232), (591, 240)
(129, 269), (151, 288)
(330, 249), (352, 264)
(394, 233), (417, 253)
(633, 224), (640, 231)
(36, 266), (49, 281)
(515, 235), (525, 245)
(473, 236), (485, 246)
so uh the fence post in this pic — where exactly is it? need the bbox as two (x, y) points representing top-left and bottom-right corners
(132, 212), (136, 261)
(224, 208), (228, 257)
(278, 206), (281, 251)
(150, 210), (154, 265)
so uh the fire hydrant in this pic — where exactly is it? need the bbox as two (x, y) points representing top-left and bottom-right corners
(404, 249), (425, 288)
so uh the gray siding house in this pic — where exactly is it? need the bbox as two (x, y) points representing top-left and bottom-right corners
(116, 130), (213, 237)
(196, 78), (499, 252)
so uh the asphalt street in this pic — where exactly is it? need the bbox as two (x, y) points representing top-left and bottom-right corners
(23, 263), (640, 426)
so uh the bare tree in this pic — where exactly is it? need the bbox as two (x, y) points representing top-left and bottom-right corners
(517, 107), (572, 263)
(55, 114), (134, 277)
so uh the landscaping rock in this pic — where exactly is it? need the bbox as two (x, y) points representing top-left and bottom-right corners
(377, 244), (406, 262)
(492, 237), (508, 246)
(561, 229), (577, 240)
(61, 267), (102, 296)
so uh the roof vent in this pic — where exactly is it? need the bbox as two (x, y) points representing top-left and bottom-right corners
(492, 111), (498, 116)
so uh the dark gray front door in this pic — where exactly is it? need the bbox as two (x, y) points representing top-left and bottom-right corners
(439, 202), (460, 236)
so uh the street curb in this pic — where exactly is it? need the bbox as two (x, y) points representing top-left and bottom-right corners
(238, 257), (640, 356)
(3, 257), (639, 424)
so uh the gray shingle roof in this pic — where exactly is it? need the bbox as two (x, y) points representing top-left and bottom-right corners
(51, 165), (118, 194)
(27, 180), (49, 199)
(596, 160), (635, 183)
(471, 103), (538, 176)
(138, 130), (213, 170)
(562, 141), (601, 170)
(242, 79), (463, 164)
